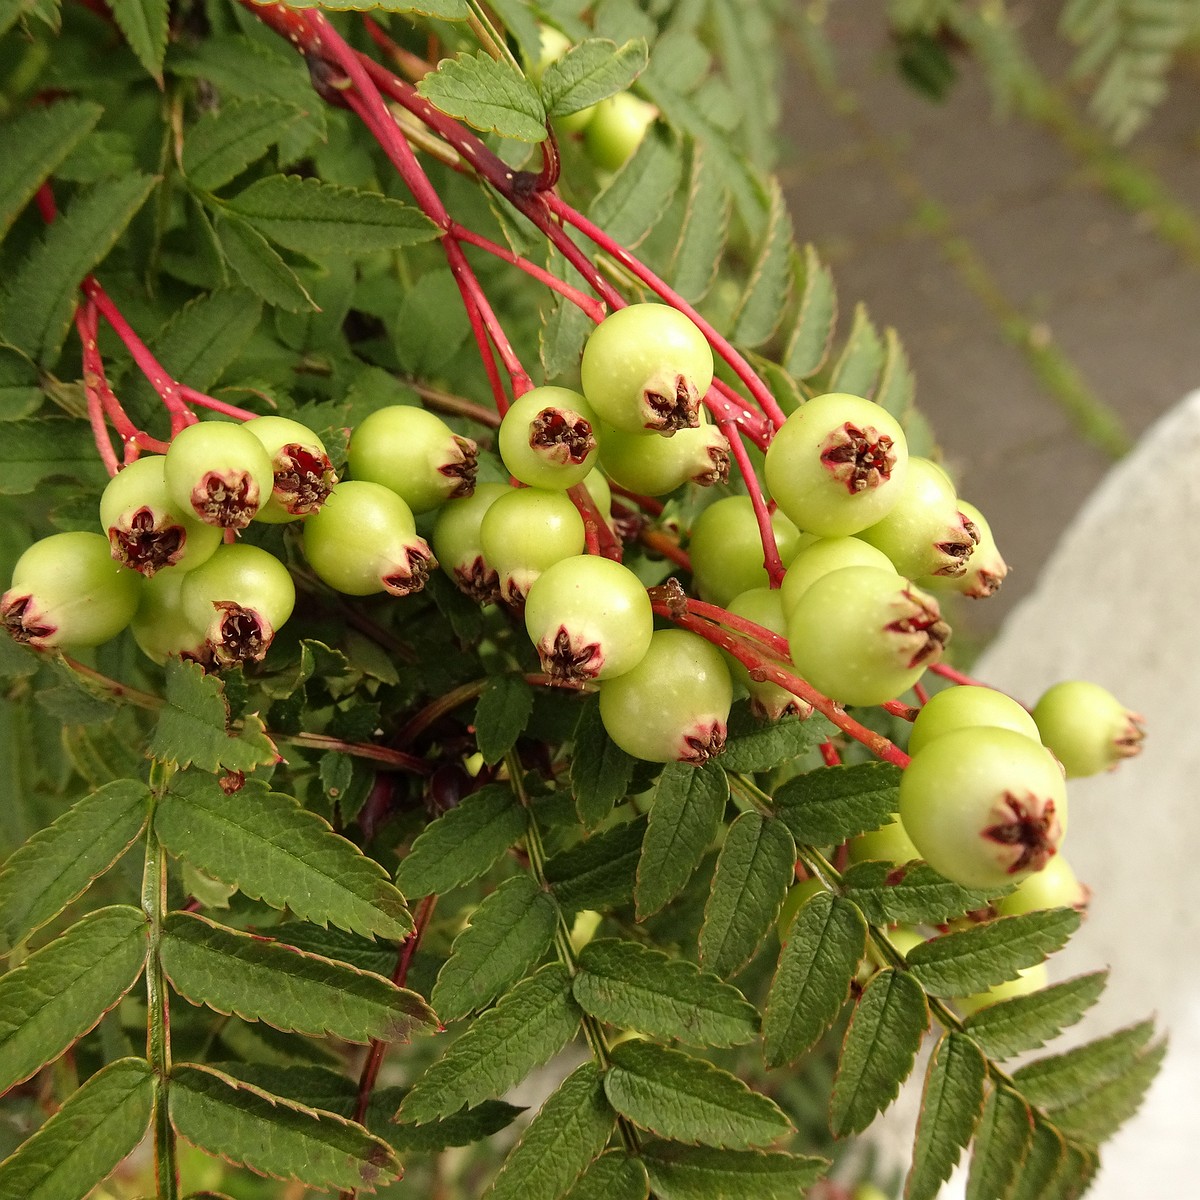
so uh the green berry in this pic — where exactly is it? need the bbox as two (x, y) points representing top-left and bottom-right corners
(478, 487), (587, 605)
(920, 499), (1007, 598)
(1032, 680), (1145, 778)
(498, 386), (599, 490)
(779, 535), (895, 618)
(908, 685), (1040, 756)
(956, 962), (1048, 1016)
(598, 418), (730, 496)
(130, 567), (207, 665)
(995, 854), (1088, 916)
(584, 93), (657, 171)
(847, 815), (921, 865)
(431, 482), (510, 604)
(723, 587), (809, 720)
(243, 415), (337, 522)
(164, 420), (275, 529)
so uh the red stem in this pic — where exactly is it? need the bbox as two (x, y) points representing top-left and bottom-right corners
(820, 741), (842, 767)
(719, 419), (785, 586)
(929, 662), (985, 687)
(568, 481), (622, 562)
(177, 386), (257, 423)
(678, 596), (791, 658)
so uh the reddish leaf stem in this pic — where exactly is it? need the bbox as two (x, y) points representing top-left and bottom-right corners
(719, 418), (785, 586)
(568, 481), (622, 562)
(820, 740), (842, 767)
(177, 385), (257, 423)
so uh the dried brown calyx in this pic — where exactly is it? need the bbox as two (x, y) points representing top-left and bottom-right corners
(983, 791), (1063, 874)
(642, 373), (702, 434)
(453, 557), (502, 606)
(931, 512), (982, 578)
(539, 626), (604, 682)
(108, 508), (186, 576)
(680, 720), (727, 765)
(529, 408), (597, 466)
(272, 444), (337, 516)
(192, 470), (261, 528)
(438, 436), (479, 500)
(382, 540), (435, 597)
(1, 593), (53, 646)
(886, 588), (951, 668)
(821, 423), (897, 493)
(209, 602), (273, 667)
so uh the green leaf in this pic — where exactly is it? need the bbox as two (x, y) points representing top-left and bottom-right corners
(169, 1063), (399, 1192)
(906, 909), (1081, 998)
(839, 860), (997, 926)
(699, 812), (795, 979)
(474, 675), (534, 764)
(1008, 1121), (1066, 1200)
(563, 1151), (649, 1200)
(540, 254), (593, 381)
(636, 762), (728, 918)
(183, 98), (303, 192)
(875, 327), (916, 423)
(719, 704), (835, 772)
(213, 214), (316, 312)
(418, 52), (547, 142)
(669, 146), (731, 304)
(0, 347), (40, 420)
(155, 771), (413, 943)
(0, 778), (149, 954)
(0, 417), (109, 495)
(0, 100), (103, 243)
(431, 874), (558, 1021)
(905, 1033), (988, 1200)
(772, 762), (901, 846)
(159, 912), (436, 1043)
(574, 938), (758, 1047)
(762, 893), (866, 1067)
(784, 245), (837, 379)
(546, 816), (647, 912)
(226, 175), (439, 254)
(0, 174), (155, 366)
(963, 970), (1108, 1060)
(641, 1141), (828, 1199)
(589, 128), (682, 248)
(108, 0), (168, 82)
(570, 697), (636, 828)
(142, 287), (262, 394)
(394, 783), (526, 897)
(0, 1058), (153, 1200)
(542, 38), (649, 115)
(1046, 1039), (1166, 1143)
(483, 1062), (614, 1200)
(399, 963), (581, 1123)
(604, 1039), (792, 1149)
(0, 906), (148, 1094)
(965, 1087), (1034, 1200)
(829, 303), (885, 398)
(830, 968), (928, 1136)
(1011, 1017), (1156, 1110)
(148, 658), (278, 774)
(732, 181), (793, 348)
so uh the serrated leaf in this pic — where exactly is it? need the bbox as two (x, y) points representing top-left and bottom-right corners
(604, 1039), (792, 1149)
(1009, 1120), (1066, 1200)
(636, 762), (728, 918)
(1047, 1038), (1166, 1143)
(169, 1063), (398, 1192)
(226, 175), (439, 254)
(830, 968), (928, 1136)
(699, 812), (794, 979)
(875, 327), (915, 422)
(773, 762), (901, 845)
(144, 288), (262, 394)
(399, 963), (581, 1123)
(762, 893), (866, 1067)
(0, 1057), (153, 1200)
(669, 146), (731, 304)
(148, 658), (278, 774)
(906, 1033), (987, 1200)
(155, 771), (413, 942)
(641, 1140), (828, 1199)
(589, 128), (681, 248)
(431, 874), (558, 1021)
(732, 181), (793, 348)
(0, 417), (109, 495)
(418, 52), (547, 142)
(785, 245), (837, 379)
(213, 214), (316, 312)
(546, 816), (647, 912)
(965, 1087), (1033, 1200)
(964, 970), (1108, 1060)
(0, 174), (155, 366)
(570, 698), (636, 828)
(829, 303), (885, 398)
(483, 1062), (614, 1200)
(108, 0), (168, 81)
(394, 784), (526, 897)
(719, 704), (835, 772)
(906, 908), (1081, 998)
(474, 674), (534, 764)
(159, 912), (436, 1043)
(564, 1150), (649, 1200)
(542, 38), (649, 115)
(0, 100), (103, 242)
(1011, 1017), (1156, 1110)
(0, 778), (149, 954)
(0, 906), (148, 1094)
(840, 860), (997, 926)
(574, 938), (758, 1047)
(539, 255), (592, 381)
(183, 98), (303, 192)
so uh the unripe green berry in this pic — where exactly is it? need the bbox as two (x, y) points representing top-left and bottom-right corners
(243, 415), (337, 523)
(1031, 679), (1145, 778)
(994, 854), (1088, 916)
(478, 487), (587, 605)
(131, 567), (208, 665)
(780, 536), (895, 618)
(431, 482), (510, 604)
(847, 815), (921, 865)
(688, 496), (806, 608)
(498, 386), (599, 490)
(164, 420), (275, 529)
(956, 962), (1048, 1016)
(584, 93), (657, 172)
(908, 685), (1040, 756)
(598, 419), (730, 496)
(920, 499), (1007, 598)
(723, 587), (810, 720)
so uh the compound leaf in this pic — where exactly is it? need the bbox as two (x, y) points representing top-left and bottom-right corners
(720, 704), (835, 772)
(546, 816), (647, 912)
(604, 1039), (792, 1149)
(589, 127), (682, 248)
(784, 244), (837, 379)
(1046, 1038), (1165, 1143)
(840, 859), (997, 926)
(699, 812), (794, 979)
(829, 302), (885, 398)
(418, 52), (547, 142)
(183, 99), (303, 192)
(773, 762), (901, 846)
(763, 892), (866, 1067)
(169, 1063), (399, 1192)
(830, 968), (928, 1136)
(570, 697), (636, 828)
(963, 970), (1108, 1060)
(399, 964), (581, 1124)
(541, 38), (649, 116)
(563, 1151), (649, 1200)
(641, 1141), (828, 1199)
(0, 778), (149, 954)
(0, 1057), (153, 1200)
(574, 938), (758, 1047)
(155, 771), (413, 942)
(1008, 1120), (1066, 1200)
(159, 912), (436, 1043)
(0, 418), (110, 496)
(965, 1086), (1034, 1200)
(474, 674), (534, 764)
(669, 145), (731, 304)
(213, 214), (316, 312)
(732, 179), (793, 348)
(0, 906), (148, 1094)
(108, 0), (168, 82)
